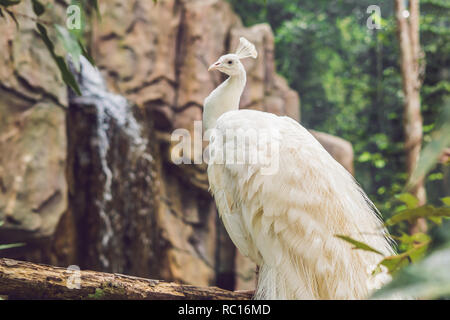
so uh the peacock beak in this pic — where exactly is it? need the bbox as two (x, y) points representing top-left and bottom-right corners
(208, 61), (221, 71)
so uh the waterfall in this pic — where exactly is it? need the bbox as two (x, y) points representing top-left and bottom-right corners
(67, 56), (157, 274)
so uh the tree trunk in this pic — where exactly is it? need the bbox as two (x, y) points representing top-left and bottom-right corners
(0, 258), (252, 300)
(395, 0), (427, 233)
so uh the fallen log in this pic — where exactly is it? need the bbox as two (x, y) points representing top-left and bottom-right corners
(0, 258), (252, 300)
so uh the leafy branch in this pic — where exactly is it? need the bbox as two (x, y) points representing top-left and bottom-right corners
(0, 0), (100, 95)
(335, 235), (384, 256)
(336, 103), (450, 298)
(337, 192), (449, 275)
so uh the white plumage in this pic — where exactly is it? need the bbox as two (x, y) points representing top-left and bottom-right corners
(204, 38), (393, 299)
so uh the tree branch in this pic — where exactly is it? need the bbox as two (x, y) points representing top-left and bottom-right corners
(395, 0), (427, 234)
(0, 258), (252, 300)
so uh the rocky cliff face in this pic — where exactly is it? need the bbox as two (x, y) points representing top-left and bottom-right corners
(0, 2), (68, 265)
(0, 0), (351, 291)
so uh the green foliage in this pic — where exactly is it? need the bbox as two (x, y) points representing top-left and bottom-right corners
(0, 220), (25, 251)
(381, 232), (430, 274)
(409, 100), (450, 188)
(386, 205), (450, 227)
(335, 235), (384, 256)
(336, 124), (450, 297)
(55, 24), (82, 71)
(0, 0), (99, 95)
(88, 288), (105, 299)
(373, 245), (450, 299)
(0, 243), (25, 250)
(389, 192), (450, 226)
(36, 23), (81, 95)
(335, 197), (449, 297)
(395, 193), (420, 209)
(336, 224), (432, 274)
(442, 197), (450, 206)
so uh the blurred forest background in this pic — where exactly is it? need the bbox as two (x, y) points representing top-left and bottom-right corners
(230, 0), (449, 212)
(0, 0), (449, 299)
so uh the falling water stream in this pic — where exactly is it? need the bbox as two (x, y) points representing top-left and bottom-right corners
(67, 57), (156, 273)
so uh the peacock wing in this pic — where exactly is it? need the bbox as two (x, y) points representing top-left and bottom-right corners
(207, 109), (392, 299)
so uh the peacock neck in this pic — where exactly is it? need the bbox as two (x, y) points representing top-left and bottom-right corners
(203, 68), (246, 131)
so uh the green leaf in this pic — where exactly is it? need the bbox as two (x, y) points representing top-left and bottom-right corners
(335, 235), (384, 256)
(55, 24), (82, 71)
(380, 255), (409, 274)
(0, 243), (25, 250)
(428, 172), (443, 181)
(441, 197), (450, 206)
(88, 288), (105, 299)
(31, 0), (44, 16)
(395, 193), (419, 209)
(0, 0), (21, 7)
(394, 204), (407, 213)
(372, 245), (450, 299)
(428, 216), (443, 225)
(36, 23), (81, 96)
(357, 151), (371, 162)
(385, 205), (450, 226)
(0, 220), (4, 227)
(397, 232), (431, 252)
(78, 39), (95, 66)
(54, 24), (96, 71)
(380, 238), (429, 274)
(374, 159), (386, 168)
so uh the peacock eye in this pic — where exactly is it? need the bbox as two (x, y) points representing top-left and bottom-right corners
(228, 60), (233, 65)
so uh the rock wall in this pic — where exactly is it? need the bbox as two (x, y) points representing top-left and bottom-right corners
(0, 0), (352, 291)
(0, 2), (69, 266)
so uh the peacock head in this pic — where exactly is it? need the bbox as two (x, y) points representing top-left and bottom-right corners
(208, 37), (258, 76)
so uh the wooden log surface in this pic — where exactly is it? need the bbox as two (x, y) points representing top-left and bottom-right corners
(0, 258), (252, 300)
